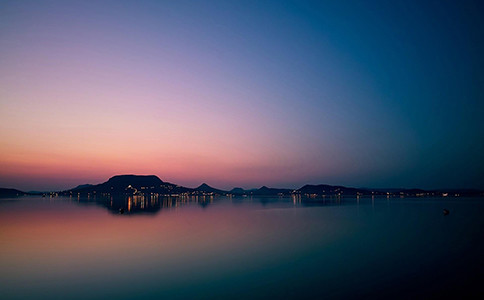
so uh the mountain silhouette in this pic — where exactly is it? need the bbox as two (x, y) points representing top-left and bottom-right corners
(230, 187), (247, 195)
(1, 174), (483, 198)
(71, 184), (94, 191)
(0, 188), (28, 198)
(65, 174), (192, 195)
(298, 184), (361, 195)
(107, 175), (163, 186)
(254, 186), (292, 195)
(196, 183), (227, 194)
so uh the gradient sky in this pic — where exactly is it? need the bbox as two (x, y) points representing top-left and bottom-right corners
(1, 0), (483, 191)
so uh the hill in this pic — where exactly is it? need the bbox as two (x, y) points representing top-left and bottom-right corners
(195, 183), (228, 195)
(64, 175), (193, 195)
(297, 184), (366, 196)
(4, 174), (481, 198)
(0, 188), (28, 198)
(253, 186), (292, 196)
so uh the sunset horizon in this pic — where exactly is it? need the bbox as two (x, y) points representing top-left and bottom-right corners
(2, 172), (484, 193)
(2, 1), (483, 193)
(1, 1), (483, 299)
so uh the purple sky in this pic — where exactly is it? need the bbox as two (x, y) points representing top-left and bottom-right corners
(1, 0), (483, 191)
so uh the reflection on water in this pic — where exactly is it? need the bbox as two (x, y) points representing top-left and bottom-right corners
(74, 194), (217, 214)
(74, 193), (359, 215)
(0, 196), (483, 299)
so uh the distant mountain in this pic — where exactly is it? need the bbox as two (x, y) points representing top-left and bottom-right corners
(230, 187), (248, 195)
(228, 186), (290, 196)
(4, 174), (481, 198)
(195, 183), (227, 195)
(296, 185), (484, 197)
(298, 184), (365, 196)
(71, 184), (94, 191)
(27, 191), (46, 195)
(106, 175), (163, 187)
(0, 188), (28, 198)
(253, 186), (292, 196)
(63, 176), (294, 197)
(63, 174), (193, 195)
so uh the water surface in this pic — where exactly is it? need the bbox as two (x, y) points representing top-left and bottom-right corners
(1, 196), (483, 299)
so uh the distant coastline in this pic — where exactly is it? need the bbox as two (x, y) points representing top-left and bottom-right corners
(1, 174), (483, 198)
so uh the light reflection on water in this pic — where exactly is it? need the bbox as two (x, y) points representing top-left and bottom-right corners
(0, 196), (483, 299)
(72, 193), (358, 215)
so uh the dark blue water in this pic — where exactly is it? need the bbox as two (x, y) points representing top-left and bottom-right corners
(1, 196), (483, 299)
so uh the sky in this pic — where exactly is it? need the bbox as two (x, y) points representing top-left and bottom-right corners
(1, 0), (483, 191)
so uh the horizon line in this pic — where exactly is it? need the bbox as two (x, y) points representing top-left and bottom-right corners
(2, 173), (483, 193)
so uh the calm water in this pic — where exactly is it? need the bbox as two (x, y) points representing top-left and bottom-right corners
(1, 195), (483, 299)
